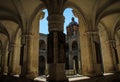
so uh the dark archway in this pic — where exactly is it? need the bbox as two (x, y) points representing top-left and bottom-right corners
(73, 56), (79, 74)
(72, 41), (78, 51)
(39, 40), (46, 50)
(39, 56), (45, 75)
(65, 43), (69, 70)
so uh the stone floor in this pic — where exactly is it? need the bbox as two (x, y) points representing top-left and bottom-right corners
(0, 75), (40, 82)
(0, 73), (120, 82)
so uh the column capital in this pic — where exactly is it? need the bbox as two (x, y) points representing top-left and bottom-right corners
(41, 0), (66, 14)
(23, 34), (33, 39)
(72, 9), (80, 18)
(116, 43), (120, 47)
(47, 14), (65, 32)
(38, 11), (45, 20)
(21, 34), (33, 45)
(105, 39), (116, 48)
(85, 31), (98, 35)
(84, 30), (98, 37)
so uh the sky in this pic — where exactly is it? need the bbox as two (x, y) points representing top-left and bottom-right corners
(39, 8), (78, 34)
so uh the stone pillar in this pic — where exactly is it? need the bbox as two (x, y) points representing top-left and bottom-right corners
(10, 43), (21, 75)
(116, 44), (120, 70)
(45, 60), (48, 75)
(80, 31), (102, 76)
(78, 60), (81, 74)
(101, 40), (116, 73)
(73, 60), (76, 74)
(1, 48), (8, 74)
(25, 34), (38, 79)
(20, 35), (27, 77)
(47, 14), (68, 82)
(21, 11), (44, 79)
(8, 45), (14, 74)
(72, 10), (102, 76)
(0, 49), (2, 72)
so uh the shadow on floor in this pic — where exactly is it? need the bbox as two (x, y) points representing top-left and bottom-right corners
(0, 75), (41, 82)
(0, 73), (120, 82)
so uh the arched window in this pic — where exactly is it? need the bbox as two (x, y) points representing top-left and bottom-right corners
(72, 41), (78, 51)
(39, 40), (46, 50)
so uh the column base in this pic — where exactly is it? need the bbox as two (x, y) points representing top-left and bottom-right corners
(117, 64), (120, 72)
(104, 66), (116, 73)
(47, 75), (68, 82)
(26, 72), (38, 79)
(47, 79), (69, 82)
(3, 66), (8, 74)
(10, 65), (21, 75)
(82, 70), (103, 77)
(47, 63), (68, 82)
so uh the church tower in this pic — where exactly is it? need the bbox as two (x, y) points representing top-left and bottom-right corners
(65, 17), (81, 74)
(66, 17), (79, 37)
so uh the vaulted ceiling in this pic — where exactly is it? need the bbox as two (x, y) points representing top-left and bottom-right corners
(0, 0), (120, 45)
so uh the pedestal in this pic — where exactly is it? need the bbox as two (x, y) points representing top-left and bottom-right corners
(47, 64), (68, 82)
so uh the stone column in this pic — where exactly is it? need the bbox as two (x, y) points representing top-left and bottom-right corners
(47, 14), (68, 82)
(10, 43), (21, 75)
(0, 49), (2, 72)
(78, 60), (81, 74)
(8, 45), (14, 75)
(21, 11), (44, 79)
(80, 31), (102, 76)
(72, 10), (102, 76)
(25, 34), (38, 79)
(20, 35), (27, 77)
(1, 48), (8, 74)
(73, 60), (76, 74)
(101, 39), (116, 73)
(116, 44), (120, 70)
(45, 59), (48, 75)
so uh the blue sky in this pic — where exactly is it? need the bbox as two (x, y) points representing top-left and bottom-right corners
(39, 8), (78, 34)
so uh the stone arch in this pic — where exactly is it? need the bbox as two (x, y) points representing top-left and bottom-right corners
(0, 34), (9, 74)
(21, 4), (47, 77)
(113, 16), (120, 40)
(0, 23), (10, 42)
(115, 28), (120, 70)
(10, 28), (22, 75)
(112, 17), (120, 66)
(98, 22), (118, 73)
(63, 1), (89, 32)
(95, 0), (120, 27)
(63, 2), (97, 76)
(28, 3), (46, 33)
(98, 22), (109, 41)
